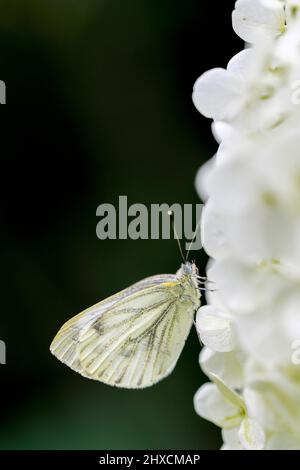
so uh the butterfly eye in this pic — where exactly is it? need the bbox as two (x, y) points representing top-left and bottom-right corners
(182, 262), (192, 274)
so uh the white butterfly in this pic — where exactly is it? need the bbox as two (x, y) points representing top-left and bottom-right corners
(50, 261), (202, 389)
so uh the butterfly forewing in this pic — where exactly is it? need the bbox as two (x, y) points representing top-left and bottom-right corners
(50, 266), (201, 388)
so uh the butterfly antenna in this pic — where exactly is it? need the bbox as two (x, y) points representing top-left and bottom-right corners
(168, 211), (185, 262)
(185, 217), (202, 261)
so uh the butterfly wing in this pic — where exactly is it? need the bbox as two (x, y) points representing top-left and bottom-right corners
(50, 274), (196, 388)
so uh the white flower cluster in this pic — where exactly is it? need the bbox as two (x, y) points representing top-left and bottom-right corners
(193, 0), (300, 450)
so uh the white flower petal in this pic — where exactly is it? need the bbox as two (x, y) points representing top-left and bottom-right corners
(196, 306), (235, 352)
(206, 257), (288, 315)
(195, 156), (217, 202)
(211, 121), (233, 144)
(236, 303), (295, 365)
(232, 0), (286, 44)
(210, 373), (246, 411)
(200, 203), (230, 258)
(192, 68), (244, 121)
(238, 418), (266, 450)
(227, 48), (254, 80)
(199, 347), (244, 389)
(222, 428), (244, 450)
(194, 383), (243, 429)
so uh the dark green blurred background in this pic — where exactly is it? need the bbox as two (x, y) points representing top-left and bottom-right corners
(0, 0), (239, 450)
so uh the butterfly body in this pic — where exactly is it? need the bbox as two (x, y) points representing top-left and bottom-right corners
(50, 262), (201, 388)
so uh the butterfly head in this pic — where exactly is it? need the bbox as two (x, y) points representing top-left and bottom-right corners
(181, 261), (198, 275)
(177, 261), (200, 290)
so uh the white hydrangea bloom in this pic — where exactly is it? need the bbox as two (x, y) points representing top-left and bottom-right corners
(193, 0), (300, 450)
